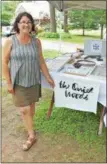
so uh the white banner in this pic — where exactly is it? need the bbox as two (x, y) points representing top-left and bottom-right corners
(54, 74), (100, 113)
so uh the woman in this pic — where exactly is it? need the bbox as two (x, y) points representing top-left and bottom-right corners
(2, 12), (55, 151)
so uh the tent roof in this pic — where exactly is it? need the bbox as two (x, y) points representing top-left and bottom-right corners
(48, 1), (106, 11)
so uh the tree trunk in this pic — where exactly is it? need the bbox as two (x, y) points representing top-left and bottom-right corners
(82, 21), (85, 36)
(100, 24), (104, 39)
(49, 3), (56, 32)
(64, 11), (68, 33)
(82, 11), (85, 36)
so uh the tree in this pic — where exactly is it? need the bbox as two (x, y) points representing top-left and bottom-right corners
(2, 1), (20, 26)
(68, 10), (106, 37)
(69, 10), (94, 36)
(49, 3), (56, 32)
(69, 10), (88, 36)
(91, 10), (106, 39)
(64, 11), (68, 33)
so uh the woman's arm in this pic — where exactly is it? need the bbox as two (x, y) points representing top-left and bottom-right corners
(2, 38), (12, 83)
(2, 38), (14, 94)
(36, 38), (55, 88)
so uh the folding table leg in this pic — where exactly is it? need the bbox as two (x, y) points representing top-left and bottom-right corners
(98, 107), (105, 135)
(47, 92), (54, 119)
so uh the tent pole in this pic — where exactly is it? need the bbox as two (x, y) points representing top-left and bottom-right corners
(60, 0), (63, 12)
(58, 11), (63, 55)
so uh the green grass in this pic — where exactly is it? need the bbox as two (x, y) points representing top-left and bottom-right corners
(62, 34), (100, 43)
(34, 89), (105, 141)
(2, 87), (8, 97)
(40, 34), (100, 44)
(43, 49), (59, 59)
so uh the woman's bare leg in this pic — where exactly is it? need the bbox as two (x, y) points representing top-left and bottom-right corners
(20, 105), (35, 138)
(20, 105), (37, 150)
(30, 103), (36, 118)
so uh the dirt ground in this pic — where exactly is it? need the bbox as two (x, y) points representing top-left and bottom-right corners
(1, 89), (106, 163)
(2, 95), (79, 163)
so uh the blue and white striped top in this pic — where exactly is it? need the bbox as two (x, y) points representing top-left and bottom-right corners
(10, 35), (41, 88)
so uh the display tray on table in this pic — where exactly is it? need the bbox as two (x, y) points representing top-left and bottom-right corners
(63, 63), (96, 76)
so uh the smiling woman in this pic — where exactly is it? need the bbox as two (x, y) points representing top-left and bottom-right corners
(2, 12), (55, 151)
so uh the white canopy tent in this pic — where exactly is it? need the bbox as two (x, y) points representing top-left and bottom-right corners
(48, 1), (106, 11)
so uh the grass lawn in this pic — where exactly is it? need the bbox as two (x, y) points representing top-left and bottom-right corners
(43, 49), (59, 59)
(39, 34), (101, 44)
(34, 88), (106, 162)
(63, 34), (100, 43)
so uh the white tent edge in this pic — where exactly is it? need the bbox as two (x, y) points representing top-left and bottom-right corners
(47, 1), (106, 11)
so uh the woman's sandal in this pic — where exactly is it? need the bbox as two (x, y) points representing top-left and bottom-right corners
(22, 136), (37, 151)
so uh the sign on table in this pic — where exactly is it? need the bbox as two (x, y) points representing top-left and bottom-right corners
(91, 40), (102, 54)
(54, 74), (100, 113)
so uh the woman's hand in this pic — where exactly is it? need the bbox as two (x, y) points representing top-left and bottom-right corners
(47, 77), (55, 88)
(7, 83), (14, 94)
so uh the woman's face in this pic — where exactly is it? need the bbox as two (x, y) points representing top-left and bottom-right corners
(18, 16), (32, 34)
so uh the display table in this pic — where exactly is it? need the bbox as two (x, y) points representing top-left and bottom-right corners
(41, 54), (106, 135)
